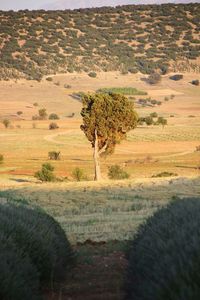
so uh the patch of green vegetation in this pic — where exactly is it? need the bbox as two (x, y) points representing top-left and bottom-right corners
(97, 87), (147, 96)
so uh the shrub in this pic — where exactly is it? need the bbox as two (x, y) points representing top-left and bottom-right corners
(72, 167), (86, 181)
(49, 122), (59, 130)
(125, 198), (200, 300)
(148, 72), (161, 84)
(33, 102), (38, 107)
(108, 164), (130, 180)
(191, 79), (199, 86)
(38, 108), (48, 120)
(152, 171), (178, 177)
(17, 111), (23, 115)
(196, 145), (200, 151)
(0, 203), (75, 284)
(169, 74), (183, 81)
(0, 232), (41, 300)
(145, 116), (153, 126)
(46, 77), (53, 81)
(0, 154), (3, 164)
(64, 84), (71, 89)
(150, 112), (158, 118)
(88, 71), (97, 78)
(2, 119), (10, 128)
(49, 113), (59, 120)
(48, 151), (61, 160)
(34, 163), (56, 182)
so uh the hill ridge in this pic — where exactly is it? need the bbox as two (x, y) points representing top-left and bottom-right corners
(0, 3), (200, 81)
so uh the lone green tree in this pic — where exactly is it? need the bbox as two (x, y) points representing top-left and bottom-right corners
(81, 93), (138, 181)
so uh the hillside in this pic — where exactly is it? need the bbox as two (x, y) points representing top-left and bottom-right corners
(0, 3), (200, 80)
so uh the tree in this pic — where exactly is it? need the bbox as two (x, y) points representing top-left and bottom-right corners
(38, 108), (48, 120)
(48, 151), (60, 160)
(145, 116), (153, 126)
(80, 93), (138, 181)
(49, 113), (59, 120)
(49, 122), (59, 130)
(2, 119), (10, 128)
(148, 72), (161, 84)
(157, 116), (167, 128)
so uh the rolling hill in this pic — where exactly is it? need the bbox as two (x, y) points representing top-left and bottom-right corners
(0, 3), (200, 80)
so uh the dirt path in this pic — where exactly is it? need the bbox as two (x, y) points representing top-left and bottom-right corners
(44, 242), (127, 300)
(44, 131), (194, 158)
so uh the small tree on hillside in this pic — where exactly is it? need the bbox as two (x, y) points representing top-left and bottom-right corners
(148, 72), (161, 85)
(2, 119), (10, 129)
(38, 108), (48, 120)
(81, 93), (138, 181)
(157, 117), (167, 128)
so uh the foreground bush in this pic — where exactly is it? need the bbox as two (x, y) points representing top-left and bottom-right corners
(0, 204), (75, 284)
(35, 163), (56, 182)
(0, 232), (41, 300)
(108, 165), (130, 180)
(125, 198), (200, 300)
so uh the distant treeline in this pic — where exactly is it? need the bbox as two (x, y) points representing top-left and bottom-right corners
(0, 3), (200, 80)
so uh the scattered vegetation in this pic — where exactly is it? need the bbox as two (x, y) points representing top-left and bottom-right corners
(1, 4), (200, 80)
(125, 198), (200, 300)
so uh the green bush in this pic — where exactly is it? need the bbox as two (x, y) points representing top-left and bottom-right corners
(72, 167), (86, 181)
(152, 171), (178, 177)
(148, 72), (161, 84)
(125, 198), (200, 300)
(88, 71), (97, 78)
(48, 151), (61, 160)
(108, 165), (130, 180)
(97, 87), (147, 96)
(35, 163), (56, 182)
(0, 203), (75, 284)
(49, 113), (60, 120)
(0, 154), (3, 164)
(49, 122), (59, 130)
(0, 232), (41, 300)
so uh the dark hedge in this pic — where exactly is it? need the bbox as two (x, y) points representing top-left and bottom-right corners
(125, 198), (200, 300)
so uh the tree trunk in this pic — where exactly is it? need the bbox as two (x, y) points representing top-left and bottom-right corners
(93, 129), (101, 181)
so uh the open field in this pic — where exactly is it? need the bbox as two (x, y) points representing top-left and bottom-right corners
(0, 71), (200, 185)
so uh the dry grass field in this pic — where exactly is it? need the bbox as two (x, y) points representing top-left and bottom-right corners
(0, 71), (200, 185)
